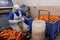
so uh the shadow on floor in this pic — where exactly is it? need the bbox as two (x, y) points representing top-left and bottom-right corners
(54, 33), (60, 40)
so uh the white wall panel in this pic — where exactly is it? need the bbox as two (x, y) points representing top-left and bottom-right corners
(37, 0), (60, 6)
(13, 0), (60, 6)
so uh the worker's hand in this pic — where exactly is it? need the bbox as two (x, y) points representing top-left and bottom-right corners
(21, 17), (24, 21)
(16, 20), (22, 24)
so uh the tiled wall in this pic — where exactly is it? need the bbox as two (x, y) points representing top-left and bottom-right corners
(30, 6), (60, 17)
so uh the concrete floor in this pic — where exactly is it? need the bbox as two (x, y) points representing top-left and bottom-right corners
(45, 33), (60, 40)
(31, 33), (60, 40)
(54, 33), (60, 40)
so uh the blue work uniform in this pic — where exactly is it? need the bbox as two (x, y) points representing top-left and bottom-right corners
(9, 10), (30, 39)
(9, 10), (29, 31)
(20, 10), (27, 16)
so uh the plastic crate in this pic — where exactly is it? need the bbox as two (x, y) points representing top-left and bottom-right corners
(46, 21), (59, 40)
(29, 19), (59, 40)
(57, 20), (60, 32)
(36, 10), (59, 40)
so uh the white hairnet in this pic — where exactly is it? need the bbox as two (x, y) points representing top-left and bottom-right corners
(13, 5), (20, 10)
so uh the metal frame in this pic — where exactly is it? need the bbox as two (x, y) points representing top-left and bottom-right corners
(38, 10), (50, 22)
(38, 10), (51, 39)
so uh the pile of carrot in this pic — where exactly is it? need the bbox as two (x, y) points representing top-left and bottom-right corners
(0, 30), (26, 40)
(34, 15), (59, 22)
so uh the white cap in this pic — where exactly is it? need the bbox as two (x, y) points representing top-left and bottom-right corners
(13, 5), (20, 10)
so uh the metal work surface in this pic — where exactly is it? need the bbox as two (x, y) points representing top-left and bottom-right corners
(54, 33), (60, 40)
(0, 13), (10, 31)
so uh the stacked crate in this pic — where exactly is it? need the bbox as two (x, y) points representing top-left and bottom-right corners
(34, 10), (59, 40)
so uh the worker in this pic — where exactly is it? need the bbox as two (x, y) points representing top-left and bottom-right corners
(19, 4), (27, 16)
(19, 4), (30, 18)
(9, 5), (30, 40)
(20, 4), (31, 40)
(9, 5), (29, 31)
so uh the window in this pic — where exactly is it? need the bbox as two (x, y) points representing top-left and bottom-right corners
(0, 0), (13, 7)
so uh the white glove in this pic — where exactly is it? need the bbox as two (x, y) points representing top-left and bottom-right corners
(21, 17), (24, 21)
(16, 20), (22, 24)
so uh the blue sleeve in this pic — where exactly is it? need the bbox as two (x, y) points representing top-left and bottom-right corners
(9, 11), (14, 20)
(22, 12), (27, 16)
(20, 10), (27, 16)
(24, 18), (29, 25)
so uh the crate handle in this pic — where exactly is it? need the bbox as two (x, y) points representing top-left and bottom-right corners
(38, 10), (51, 38)
(38, 10), (50, 22)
